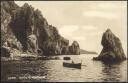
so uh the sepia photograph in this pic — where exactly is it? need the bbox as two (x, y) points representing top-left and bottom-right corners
(1, 1), (127, 82)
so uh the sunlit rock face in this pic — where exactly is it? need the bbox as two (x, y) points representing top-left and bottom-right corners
(27, 34), (38, 54)
(93, 29), (126, 62)
(1, 1), (80, 57)
(69, 41), (80, 55)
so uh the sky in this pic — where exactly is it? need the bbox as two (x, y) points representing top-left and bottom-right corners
(15, 1), (127, 55)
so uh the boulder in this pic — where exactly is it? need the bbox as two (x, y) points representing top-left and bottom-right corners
(93, 29), (126, 62)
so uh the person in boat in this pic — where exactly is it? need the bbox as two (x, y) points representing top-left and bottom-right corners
(72, 60), (74, 64)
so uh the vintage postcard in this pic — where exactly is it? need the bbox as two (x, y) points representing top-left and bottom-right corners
(1, 1), (127, 82)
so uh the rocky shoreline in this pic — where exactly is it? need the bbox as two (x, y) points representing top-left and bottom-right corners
(1, 55), (61, 61)
(1, 1), (80, 58)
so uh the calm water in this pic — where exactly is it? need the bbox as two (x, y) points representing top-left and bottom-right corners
(1, 54), (127, 82)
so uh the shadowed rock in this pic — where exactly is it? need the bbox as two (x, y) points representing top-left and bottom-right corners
(93, 29), (126, 62)
(1, 47), (10, 57)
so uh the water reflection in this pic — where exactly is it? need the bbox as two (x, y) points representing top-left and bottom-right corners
(1, 60), (49, 82)
(101, 61), (123, 82)
(1, 55), (127, 82)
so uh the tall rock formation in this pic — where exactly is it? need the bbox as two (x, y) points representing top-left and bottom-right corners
(93, 29), (126, 62)
(1, 1), (80, 57)
(69, 41), (80, 55)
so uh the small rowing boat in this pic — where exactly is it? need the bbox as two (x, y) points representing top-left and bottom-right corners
(63, 62), (81, 69)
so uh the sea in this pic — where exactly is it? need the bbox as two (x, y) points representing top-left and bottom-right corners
(1, 54), (127, 82)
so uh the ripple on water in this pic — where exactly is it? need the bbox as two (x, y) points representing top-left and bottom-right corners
(1, 54), (127, 82)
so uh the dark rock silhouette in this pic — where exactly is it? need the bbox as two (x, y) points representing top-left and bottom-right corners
(1, 47), (10, 57)
(93, 29), (126, 62)
(1, 1), (80, 57)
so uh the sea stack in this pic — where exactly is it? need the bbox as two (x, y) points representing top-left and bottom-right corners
(93, 29), (126, 62)
(69, 41), (80, 55)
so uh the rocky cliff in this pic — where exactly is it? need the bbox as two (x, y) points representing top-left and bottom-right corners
(93, 29), (126, 62)
(1, 1), (80, 57)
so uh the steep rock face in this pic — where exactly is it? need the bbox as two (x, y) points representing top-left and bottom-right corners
(69, 41), (80, 55)
(1, 1), (19, 15)
(9, 3), (70, 55)
(10, 3), (40, 53)
(1, 1), (80, 57)
(93, 29), (126, 62)
(1, 1), (23, 57)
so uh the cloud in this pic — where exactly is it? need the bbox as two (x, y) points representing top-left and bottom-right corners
(83, 2), (126, 20)
(72, 36), (86, 41)
(81, 25), (97, 31)
(97, 3), (118, 9)
(59, 25), (101, 43)
(96, 3), (120, 9)
(59, 25), (79, 37)
(59, 25), (87, 45)
(83, 11), (118, 19)
(89, 2), (127, 11)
